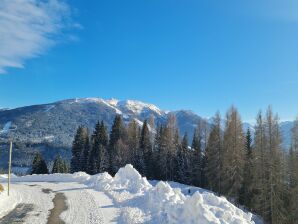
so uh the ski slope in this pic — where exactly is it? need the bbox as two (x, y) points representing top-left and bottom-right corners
(0, 165), (258, 224)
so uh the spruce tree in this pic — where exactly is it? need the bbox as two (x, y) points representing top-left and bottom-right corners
(177, 133), (190, 184)
(109, 115), (127, 175)
(239, 128), (254, 208)
(52, 155), (64, 173)
(140, 120), (153, 177)
(89, 121), (109, 174)
(71, 126), (86, 172)
(31, 153), (48, 174)
(80, 128), (91, 173)
(127, 120), (139, 166)
(191, 127), (202, 187)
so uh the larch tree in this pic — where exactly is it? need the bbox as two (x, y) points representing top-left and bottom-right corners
(288, 117), (298, 223)
(222, 106), (245, 204)
(253, 108), (287, 224)
(265, 108), (287, 224)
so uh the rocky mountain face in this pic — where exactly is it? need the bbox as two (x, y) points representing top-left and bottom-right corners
(0, 98), (293, 171)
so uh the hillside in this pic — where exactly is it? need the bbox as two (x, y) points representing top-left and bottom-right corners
(0, 97), (293, 170)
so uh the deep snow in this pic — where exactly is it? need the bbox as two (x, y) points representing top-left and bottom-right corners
(0, 164), (257, 224)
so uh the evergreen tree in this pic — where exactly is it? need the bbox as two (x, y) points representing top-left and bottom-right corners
(239, 128), (254, 208)
(222, 106), (245, 204)
(140, 120), (153, 177)
(71, 126), (87, 172)
(109, 115), (127, 175)
(89, 121), (109, 174)
(31, 153), (48, 174)
(62, 160), (69, 173)
(177, 133), (190, 184)
(205, 112), (223, 194)
(127, 120), (140, 167)
(52, 155), (64, 173)
(191, 127), (202, 187)
(80, 128), (91, 173)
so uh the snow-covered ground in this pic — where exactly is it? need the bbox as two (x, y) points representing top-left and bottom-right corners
(0, 165), (258, 224)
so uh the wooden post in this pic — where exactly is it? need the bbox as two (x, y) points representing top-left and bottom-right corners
(8, 141), (12, 196)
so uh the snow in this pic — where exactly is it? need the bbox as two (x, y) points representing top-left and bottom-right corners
(0, 121), (12, 134)
(44, 105), (55, 112)
(118, 100), (163, 115)
(0, 165), (257, 224)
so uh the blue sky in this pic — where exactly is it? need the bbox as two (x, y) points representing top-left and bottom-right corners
(0, 0), (298, 121)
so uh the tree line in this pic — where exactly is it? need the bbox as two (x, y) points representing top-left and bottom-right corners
(70, 106), (297, 224)
(31, 153), (69, 174)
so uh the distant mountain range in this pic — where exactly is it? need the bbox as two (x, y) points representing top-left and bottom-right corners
(0, 98), (293, 171)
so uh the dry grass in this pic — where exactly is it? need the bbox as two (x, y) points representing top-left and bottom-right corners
(0, 184), (4, 193)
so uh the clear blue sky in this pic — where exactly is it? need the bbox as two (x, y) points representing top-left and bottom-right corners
(0, 0), (298, 121)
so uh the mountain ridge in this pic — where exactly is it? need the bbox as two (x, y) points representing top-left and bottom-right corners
(0, 97), (293, 170)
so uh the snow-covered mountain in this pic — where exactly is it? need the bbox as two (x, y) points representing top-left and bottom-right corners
(0, 97), (293, 168)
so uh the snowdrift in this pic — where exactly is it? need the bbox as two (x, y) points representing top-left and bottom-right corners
(0, 165), (256, 224)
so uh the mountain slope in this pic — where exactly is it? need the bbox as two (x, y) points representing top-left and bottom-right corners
(0, 97), (293, 169)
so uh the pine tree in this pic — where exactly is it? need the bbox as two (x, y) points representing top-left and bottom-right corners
(140, 120), (153, 177)
(191, 126), (202, 187)
(81, 127), (90, 172)
(31, 153), (48, 174)
(71, 126), (87, 173)
(177, 133), (190, 184)
(62, 160), (69, 173)
(127, 119), (140, 166)
(52, 155), (64, 173)
(222, 106), (245, 204)
(239, 128), (254, 208)
(109, 115), (127, 175)
(89, 121), (109, 174)
(205, 112), (223, 194)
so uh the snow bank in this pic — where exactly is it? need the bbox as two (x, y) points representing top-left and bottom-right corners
(2, 164), (256, 224)
(1, 172), (90, 183)
(84, 165), (255, 224)
(0, 185), (21, 218)
(0, 174), (17, 179)
(113, 164), (151, 193)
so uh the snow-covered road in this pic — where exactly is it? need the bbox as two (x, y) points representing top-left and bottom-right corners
(0, 182), (119, 224)
(0, 165), (259, 224)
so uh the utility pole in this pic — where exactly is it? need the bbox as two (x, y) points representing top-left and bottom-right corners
(8, 141), (12, 196)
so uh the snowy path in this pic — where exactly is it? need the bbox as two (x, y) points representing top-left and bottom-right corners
(0, 182), (119, 224)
